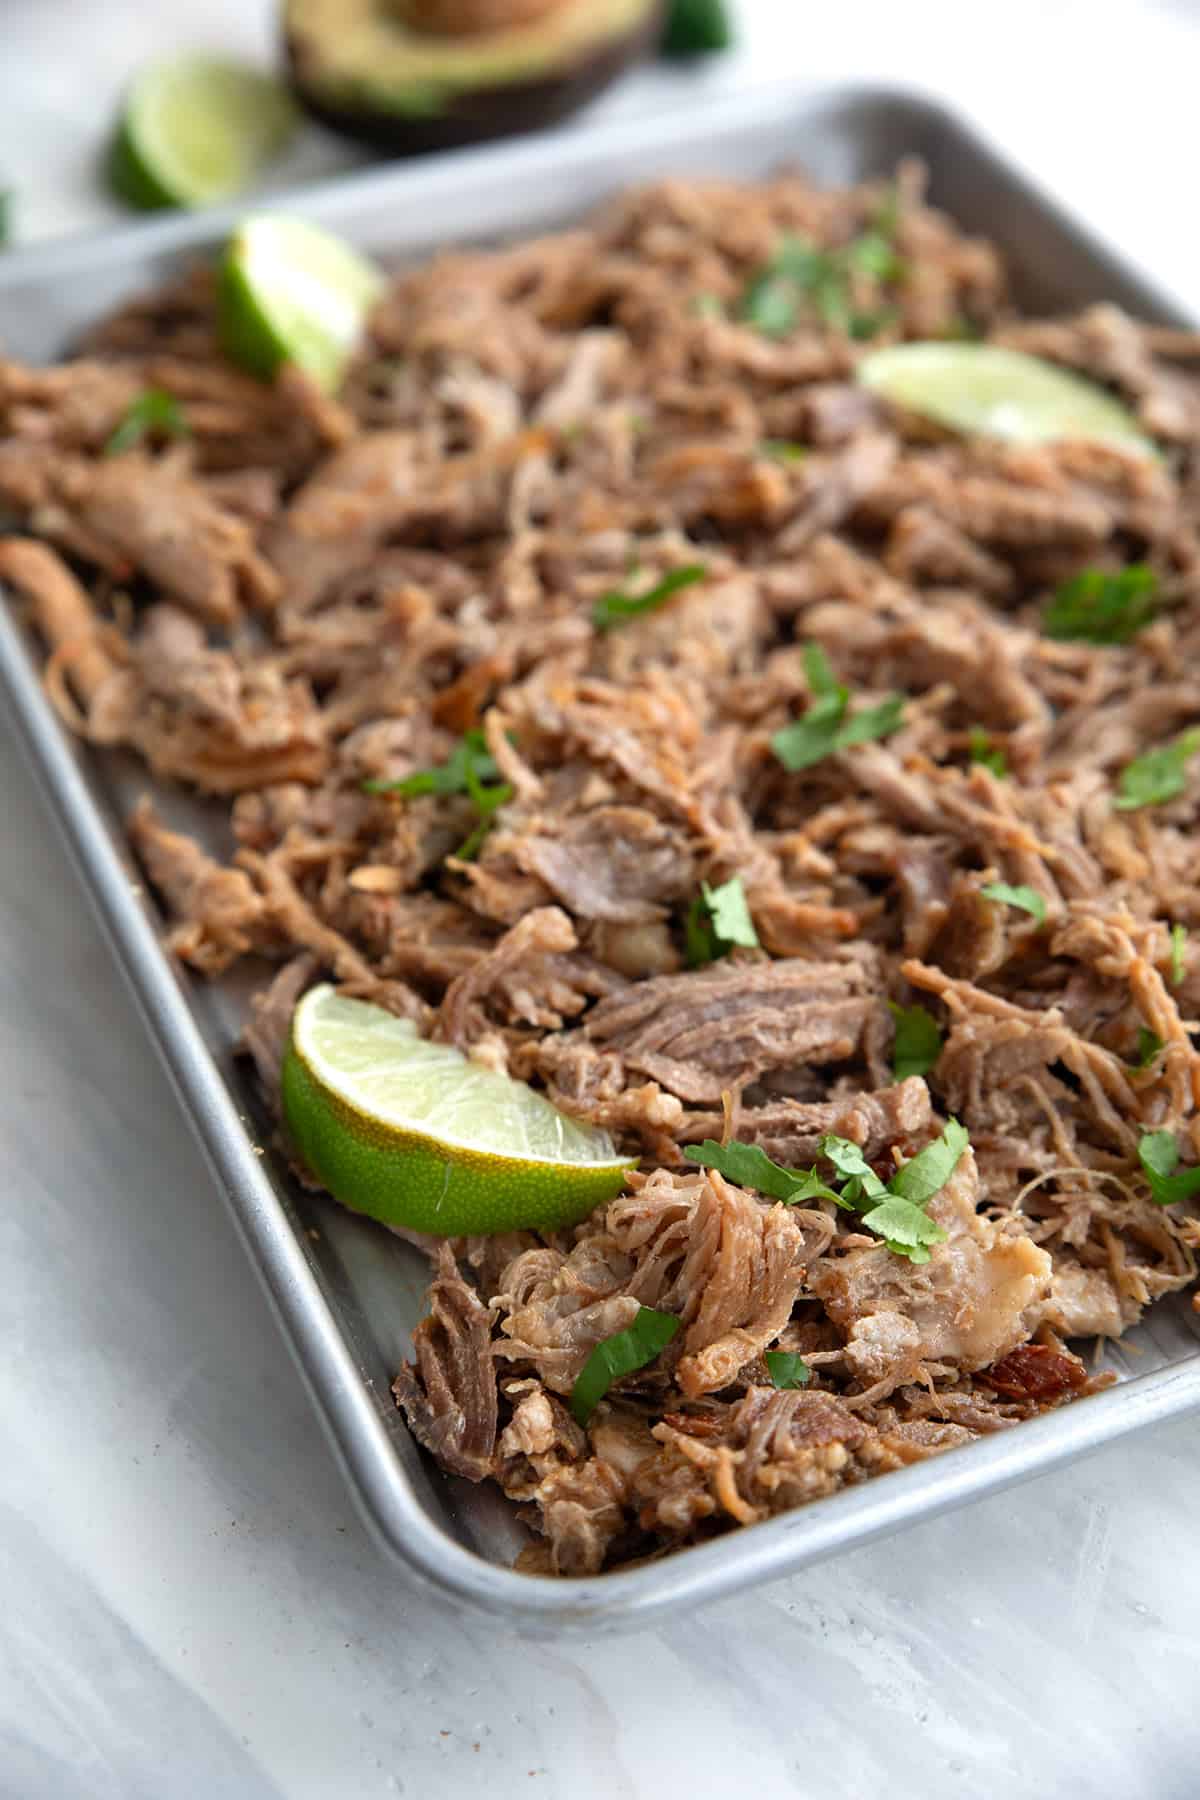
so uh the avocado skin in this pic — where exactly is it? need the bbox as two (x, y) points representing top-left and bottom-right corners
(284, 3), (663, 154)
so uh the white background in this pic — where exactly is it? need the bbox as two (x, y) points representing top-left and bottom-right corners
(2, 4), (1199, 1797)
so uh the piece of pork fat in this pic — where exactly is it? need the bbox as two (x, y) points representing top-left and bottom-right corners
(808, 1148), (1052, 1400)
(392, 1244), (498, 1482)
(127, 797), (275, 976)
(492, 1168), (810, 1400)
(583, 957), (881, 1104)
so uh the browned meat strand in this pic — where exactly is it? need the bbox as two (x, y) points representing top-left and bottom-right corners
(8, 162), (1200, 1575)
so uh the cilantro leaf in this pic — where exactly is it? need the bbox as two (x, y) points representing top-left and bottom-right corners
(1137, 1130), (1200, 1208)
(968, 727), (1008, 777)
(104, 388), (189, 456)
(363, 730), (499, 799)
(691, 292), (725, 318)
(772, 645), (903, 772)
(739, 225), (902, 342)
(759, 440), (807, 464)
(834, 694), (906, 749)
(816, 1123), (964, 1262)
(803, 642), (840, 697)
(740, 269), (801, 338)
(818, 1134), (889, 1204)
(886, 1118), (969, 1204)
(1115, 729), (1200, 811)
(844, 229), (902, 282)
(684, 875), (760, 967)
(364, 730), (511, 861)
(685, 1139), (840, 1205)
(857, 1193), (948, 1264)
(1134, 1027), (1165, 1069)
(771, 689), (849, 771)
(592, 564), (707, 632)
(888, 1001), (943, 1082)
(570, 1307), (681, 1424)
(980, 882), (1047, 925)
(1043, 565), (1157, 645)
(764, 1351), (811, 1390)
(1171, 923), (1188, 987)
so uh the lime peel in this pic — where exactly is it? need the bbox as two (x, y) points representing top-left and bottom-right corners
(283, 986), (632, 1237)
(217, 214), (385, 391)
(109, 56), (298, 212)
(858, 341), (1156, 456)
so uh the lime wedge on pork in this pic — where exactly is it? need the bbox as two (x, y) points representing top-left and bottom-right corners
(109, 56), (298, 212)
(282, 985), (632, 1236)
(858, 342), (1155, 455)
(216, 214), (385, 390)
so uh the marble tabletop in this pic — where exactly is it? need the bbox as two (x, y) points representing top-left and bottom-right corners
(3, 3), (1200, 1795)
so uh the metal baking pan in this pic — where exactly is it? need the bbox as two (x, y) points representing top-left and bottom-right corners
(3, 82), (1200, 1633)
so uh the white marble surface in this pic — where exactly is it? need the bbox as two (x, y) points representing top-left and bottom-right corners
(3, 3), (1200, 1796)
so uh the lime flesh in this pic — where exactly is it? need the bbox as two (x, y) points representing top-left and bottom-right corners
(217, 214), (385, 390)
(283, 986), (632, 1236)
(858, 342), (1155, 456)
(109, 56), (298, 212)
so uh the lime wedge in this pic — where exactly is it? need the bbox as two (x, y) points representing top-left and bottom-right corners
(109, 56), (298, 212)
(858, 342), (1155, 456)
(282, 985), (632, 1236)
(217, 215), (385, 391)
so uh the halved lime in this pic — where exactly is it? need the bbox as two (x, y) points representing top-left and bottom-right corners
(216, 214), (385, 390)
(282, 985), (632, 1236)
(109, 56), (298, 212)
(858, 342), (1155, 456)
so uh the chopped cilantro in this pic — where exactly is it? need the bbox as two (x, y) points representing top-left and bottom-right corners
(570, 1307), (681, 1425)
(857, 1191), (950, 1261)
(739, 220), (903, 342)
(759, 440), (808, 464)
(592, 563), (707, 632)
(885, 1118), (970, 1204)
(764, 1351), (810, 1390)
(685, 875), (760, 967)
(363, 730), (512, 862)
(687, 1121), (967, 1263)
(833, 694), (906, 748)
(980, 882), (1047, 925)
(888, 1001), (943, 1082)
(1115, 730), (1200, 811)
(1171, 923), (1188, 987)
(771, 644), (904, 772)
(363, 730), (499, 799)
(1043, 565), (1157, 645)
(691, 292), (725, 318)
(1133, 1027), (1165, 1069)
(104, 388), (189, 456)
(802, 642), (839, 696)
(686, 1139), (839, 1204)
(1137, 1130), (1200, 1208)
(968, 727), (1008, 777)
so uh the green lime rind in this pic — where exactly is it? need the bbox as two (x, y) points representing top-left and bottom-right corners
(858, 342), (1156, 457)
(108, 115), (178, 211)
(108, 57), (299, 213)
(282, 1042), (630, 1237)
(282, 986), (632, 1235)
(216, 215), (386, 390)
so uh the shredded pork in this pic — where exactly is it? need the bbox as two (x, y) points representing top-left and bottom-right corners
(6, 162), (1200, 1575)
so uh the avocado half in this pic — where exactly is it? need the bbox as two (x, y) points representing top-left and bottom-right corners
(283, 0), (665, 154)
